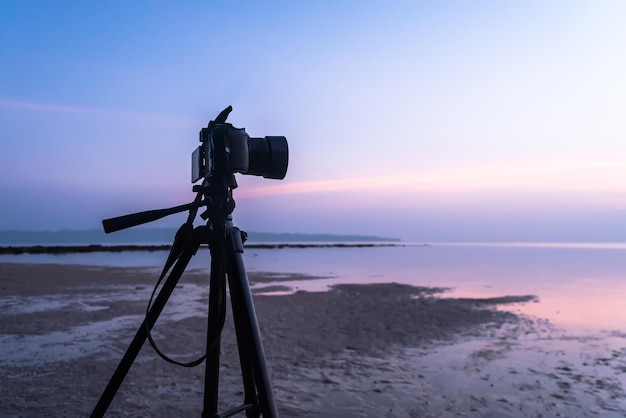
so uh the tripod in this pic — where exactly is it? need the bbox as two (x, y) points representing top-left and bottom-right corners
(91, 178), (279, 417)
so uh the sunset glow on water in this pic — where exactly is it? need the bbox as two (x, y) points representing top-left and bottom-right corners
(2, 242), (625, 332)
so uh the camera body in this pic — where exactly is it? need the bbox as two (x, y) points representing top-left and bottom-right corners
(192, 122), (288, 183)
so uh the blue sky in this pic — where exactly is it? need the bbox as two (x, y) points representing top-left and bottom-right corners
(1, 1), (625, 241)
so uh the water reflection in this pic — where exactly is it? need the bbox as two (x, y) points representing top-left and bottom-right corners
(1, 243), (625, 331)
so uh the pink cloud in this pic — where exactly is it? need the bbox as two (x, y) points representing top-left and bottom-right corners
(0, 98), (190, 124)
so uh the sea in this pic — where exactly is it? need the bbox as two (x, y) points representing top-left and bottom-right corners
(1, 241), (625, 332)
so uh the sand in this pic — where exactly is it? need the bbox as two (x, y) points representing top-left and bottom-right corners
(1, 262), (625, 417)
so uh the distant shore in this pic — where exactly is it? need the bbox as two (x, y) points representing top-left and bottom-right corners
(0, 229), (401, 246)
(0, 242), (409, 255)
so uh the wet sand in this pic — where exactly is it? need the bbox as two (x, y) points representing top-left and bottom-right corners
(1, 263), (625, 417)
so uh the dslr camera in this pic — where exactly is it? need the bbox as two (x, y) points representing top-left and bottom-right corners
(192, 106), (288, 183)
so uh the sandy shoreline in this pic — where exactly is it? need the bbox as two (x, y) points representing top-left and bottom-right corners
(1, 262), (625, 417)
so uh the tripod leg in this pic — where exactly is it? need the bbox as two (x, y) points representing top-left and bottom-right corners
(202, 234), (227, 417)
(229, 269), (260, 418)
(225, 227), (279, 418)
(91, 228), (206, 418)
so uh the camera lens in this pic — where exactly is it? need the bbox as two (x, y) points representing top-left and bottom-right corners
(247, 136), (289, 179)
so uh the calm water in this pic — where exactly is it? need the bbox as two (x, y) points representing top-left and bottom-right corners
(2, 243), (625, 331)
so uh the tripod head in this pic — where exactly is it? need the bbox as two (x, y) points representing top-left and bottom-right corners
(102, 106), (289, 234)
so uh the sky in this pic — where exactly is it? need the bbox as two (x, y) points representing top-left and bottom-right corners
(1, 1), (625, 242)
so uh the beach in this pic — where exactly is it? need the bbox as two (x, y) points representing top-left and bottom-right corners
(1, 262), (625, 417)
